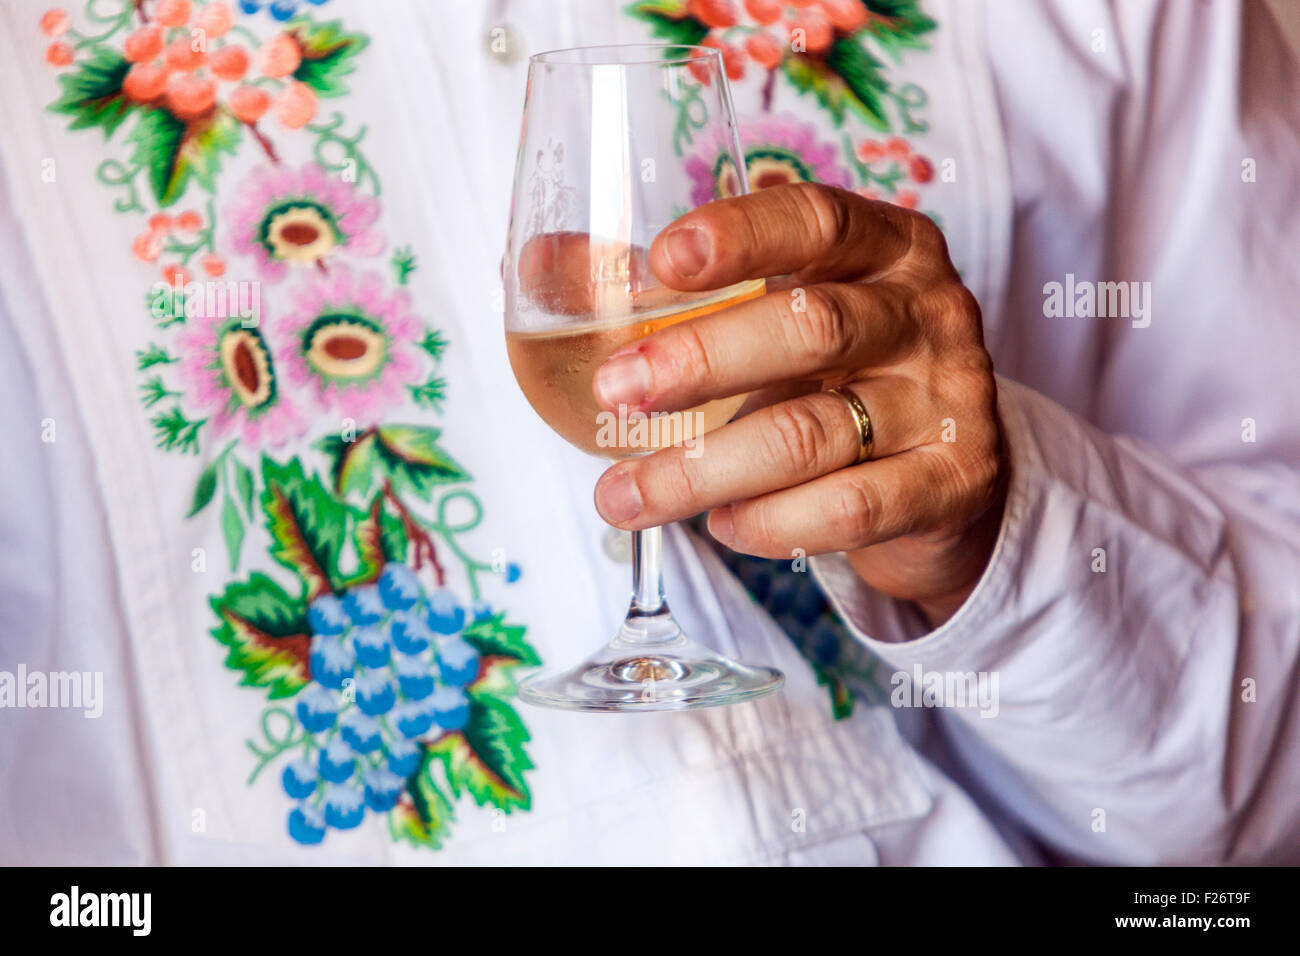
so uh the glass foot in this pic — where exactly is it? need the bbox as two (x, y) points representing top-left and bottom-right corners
(519, 611), (784, 713)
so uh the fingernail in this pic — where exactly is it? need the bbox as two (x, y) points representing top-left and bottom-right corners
(594, 353), (652, 409)
(708, 507), (734, 546)
(596, 470), (642, 523)
(663, 226), (711, 277)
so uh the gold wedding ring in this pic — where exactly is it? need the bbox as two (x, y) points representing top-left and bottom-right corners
(828, 385), (874, 464)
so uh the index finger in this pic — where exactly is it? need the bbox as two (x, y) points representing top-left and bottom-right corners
(648, 182), (927, 291)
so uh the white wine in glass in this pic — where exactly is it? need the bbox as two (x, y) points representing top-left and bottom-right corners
(506, 277), (765, 457)
(503, 44), (784, 712)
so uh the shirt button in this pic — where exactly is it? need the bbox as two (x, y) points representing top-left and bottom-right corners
(602, 526), (633, 564)
(485, 22), (524, 64)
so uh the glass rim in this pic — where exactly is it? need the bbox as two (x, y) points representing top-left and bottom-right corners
(528, 42), (722, 68)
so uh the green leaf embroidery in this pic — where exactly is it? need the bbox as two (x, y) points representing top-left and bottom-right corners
(812, 662), (856, 720)
(47, 46), (134, 137)
(233, 458), (257, 520)
(209, 573), (312, 699)
(260, 456), (349, 599)
(782, 41), (889, 130)
(127, 108), (185, 206)
(373, 425), (471, 498)
(318, 426), (470, 501)
(128, 107), (242, 208)
(463, 613), (541, 697)
(316, 431), (379, 498)
(862, 0), (938, 63)
(824, 38), (890, 129)
(623, 1), (709, 45)
(221, 493), (246, 572)
(348, 494), (408, 586)
(390, 747), (455, 849)
(429, 694), (534, 812)
(290, 17), (370, 98)
(187, 459), (220, 517)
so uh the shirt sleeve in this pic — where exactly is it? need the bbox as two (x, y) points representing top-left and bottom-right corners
(815, 375), (1300, 864)
(812, 0), (1300, 865)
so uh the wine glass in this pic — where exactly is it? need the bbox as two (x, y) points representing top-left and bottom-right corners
(502, 44), (785, 712)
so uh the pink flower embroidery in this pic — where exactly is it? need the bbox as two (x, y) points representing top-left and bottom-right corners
(685, 111), (853, 207)
(178, 306), (307, 448)
(276, 265), (422, 428)
(225, 162), (384, 281)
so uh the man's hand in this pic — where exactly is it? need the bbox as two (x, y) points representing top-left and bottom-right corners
(590, 183), (1007, 628)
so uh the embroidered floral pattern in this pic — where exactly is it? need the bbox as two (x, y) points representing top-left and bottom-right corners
(227, 162), (383, 280)
(637, 1), (938, 212)
(277, 265), (422, 427)
(686, 111), (853, 205)
(43, 0), (539, 850)
(178, 306), (307, 446)
(627, 0), (936, 125)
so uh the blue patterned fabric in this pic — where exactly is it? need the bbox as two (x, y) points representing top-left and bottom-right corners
(690, 515), (888, 718)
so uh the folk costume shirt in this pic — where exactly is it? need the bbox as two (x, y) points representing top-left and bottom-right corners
(0, 0), (1296, 865)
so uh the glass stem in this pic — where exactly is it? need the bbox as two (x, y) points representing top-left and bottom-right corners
(629, 526), (667, 620)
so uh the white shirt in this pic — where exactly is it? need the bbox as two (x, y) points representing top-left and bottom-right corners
(0, 0), (1296, 865)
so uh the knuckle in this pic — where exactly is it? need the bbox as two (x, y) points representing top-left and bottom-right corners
(791, 284), (854, 358)
(967, 353), (999, 409)
(946, 283), (984, 328)
(952, 362), (1000, 445)
(944, 346), (996, 402)
(963, 439), (1001, 495)
(904, 209), (956, 269)
(729, 499), (780, 557)
(650, 321), (715, 397)
(906, 209), (951, 262)
(941, 435), (1001, 514)
(763, 400), (832, 472)
(660, 448), (704, 508)
(731, 201), (766, 275)
(914, 281), (983, 340)
(831, 478), (882, 549)
(929, 450), (970, 498)
(795, 182), (853, 248)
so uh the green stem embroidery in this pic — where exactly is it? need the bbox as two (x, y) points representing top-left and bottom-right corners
(890, 82), (930, 135)
(246, 705), (308, 785)
(842, 133), (907, 191)
(661, 83), (708, 158)
(162, 195), (218, 265)
(306, 113), (381, 196)
(421, 488), (498, 603)
(407, 376), (447, 411)
(227, 22), (262, 47)
(135, 343), (176, 370)
(96, 159), (146, 214)
(66, 0), (134, 52)
(391, 246), (417, 285)
(139, 374), (181, 408)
